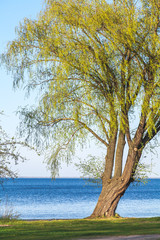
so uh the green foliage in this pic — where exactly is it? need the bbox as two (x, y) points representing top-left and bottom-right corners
(76, 155), (105, 179)
(75, 154), (105, 185)
(132, 162), (151, 184)
(1, 0), (160, 177)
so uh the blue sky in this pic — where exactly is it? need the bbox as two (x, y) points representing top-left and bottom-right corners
(0, 0), (43, 124)
(0, 0), (159, 178)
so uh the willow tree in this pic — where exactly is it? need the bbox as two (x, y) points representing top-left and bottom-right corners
(1, 0), (160, 217)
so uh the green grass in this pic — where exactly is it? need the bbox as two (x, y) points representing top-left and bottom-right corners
(0, 217), (160, 240)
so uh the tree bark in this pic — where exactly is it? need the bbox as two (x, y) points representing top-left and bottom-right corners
(102, 130), (117, 181)
(90, 177), (130, 218)
(114, 131), (125, 178)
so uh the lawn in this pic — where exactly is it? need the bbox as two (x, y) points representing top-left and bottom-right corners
(0, 217), (160, 240)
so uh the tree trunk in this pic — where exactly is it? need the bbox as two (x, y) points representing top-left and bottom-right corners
(114, 131), (125, 178)
(103, 130), (117, 181)
(90, 148), (139, 218)
(90, 177), (130, 218)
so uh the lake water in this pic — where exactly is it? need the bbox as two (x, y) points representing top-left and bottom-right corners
(0, 178), (160, 219)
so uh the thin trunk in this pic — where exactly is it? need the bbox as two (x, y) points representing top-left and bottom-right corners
(114, 131), (125, 178)
(102, 130), (117, 181)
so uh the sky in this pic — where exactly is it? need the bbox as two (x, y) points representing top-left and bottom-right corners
(0, 0), (159, 178)
(0, 0), (81, 177)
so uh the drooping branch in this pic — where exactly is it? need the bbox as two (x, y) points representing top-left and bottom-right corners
(52, 126), (84, 153)
(142, 120), (160, 148)
(67, 98), (110, 141)
(39, 117), (109, 147)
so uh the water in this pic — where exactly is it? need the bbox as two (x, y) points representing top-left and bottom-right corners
(0, 178), (160, 219)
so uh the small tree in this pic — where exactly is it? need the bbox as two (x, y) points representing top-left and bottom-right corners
(1, 0), (160, 217)
(0, 112), (27, 181)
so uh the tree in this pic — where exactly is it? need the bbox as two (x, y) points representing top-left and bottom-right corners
(0, 112), (27, 181)
(1, 0), (160, 217)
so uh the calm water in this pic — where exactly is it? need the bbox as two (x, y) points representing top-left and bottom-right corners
(0, 178), (160, 219)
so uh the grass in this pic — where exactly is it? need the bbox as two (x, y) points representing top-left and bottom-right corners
(0, 217), (160, 240)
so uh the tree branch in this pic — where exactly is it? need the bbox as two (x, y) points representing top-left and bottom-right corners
(39, 117), (109, 147)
